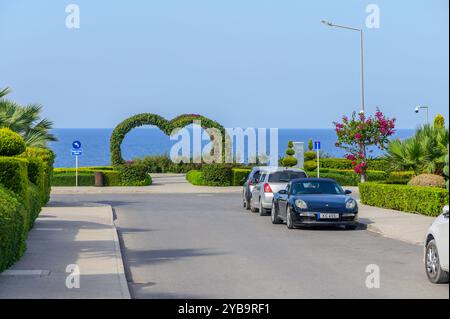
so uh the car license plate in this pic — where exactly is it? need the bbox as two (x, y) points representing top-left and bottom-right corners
(319, 213), (339, 219)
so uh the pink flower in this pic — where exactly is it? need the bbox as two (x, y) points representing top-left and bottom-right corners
(355, 133), (362, 140)
(346, 154), (356, 161)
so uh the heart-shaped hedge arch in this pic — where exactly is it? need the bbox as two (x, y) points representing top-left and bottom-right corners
(110, 113), (225, 166)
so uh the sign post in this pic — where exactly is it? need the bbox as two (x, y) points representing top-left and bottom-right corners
(314, 141), (321, 178)
(71, 141), (82, 187)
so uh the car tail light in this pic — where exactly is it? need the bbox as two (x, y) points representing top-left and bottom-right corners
(264, 183), (273, 193)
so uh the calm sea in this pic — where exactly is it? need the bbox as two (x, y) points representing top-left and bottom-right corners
(49, 128), (415, 168)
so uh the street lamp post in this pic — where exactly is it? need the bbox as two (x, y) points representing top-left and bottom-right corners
(322, 20), (367, 182)
(415, 105), (429, 125)
(321, 20), (365, 113)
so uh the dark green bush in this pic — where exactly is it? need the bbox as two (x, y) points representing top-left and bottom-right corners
(359, 182), (449, 216)
(133, 155), (202, 173)
(0, 186), (26, 272)
(318, 158), (391, 172)
(28, 183), (42, 229)
(25, 157), (45, 204)
(20, 147), (55, 205)
(0, 128), (26, 156)
(52, 168), (121, 186)
(286, 148), (295, 156)
(202, 164), (232, 186)
(117, 162), (152, 186)
(304, 151), (316, 161)
(232, 168), (251, 186)
(0, 157), (29, 201)
(52, 172), (96, 186)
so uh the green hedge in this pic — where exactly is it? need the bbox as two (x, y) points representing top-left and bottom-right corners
(186, 170), (205, 185)
(0, 157), (29, 202)
(52, 168), (122, 187)
(359, 182), (449, 216)
(0, 187), (27, 272)
(318, 158), (391, 172)
(20, 147), (55, 205)
(52, 173), (96, 186)
(0, 128), (26, 156)
(117, 163), (152, 186)
(232, 168), (251, 186)
(202, 164), (232, 186)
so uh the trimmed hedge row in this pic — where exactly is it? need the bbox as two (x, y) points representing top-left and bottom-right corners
(359, 182), (449, 216)
(232, 168), (252, 186)
(186, 170), (205, 186)
(316, 158), (391, 172)
(0, 147), (52, 272)
(52, 167), (149, 186)
(0, 186), (27, 271)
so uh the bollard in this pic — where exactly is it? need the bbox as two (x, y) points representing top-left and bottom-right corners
(94, 172), (104, 187)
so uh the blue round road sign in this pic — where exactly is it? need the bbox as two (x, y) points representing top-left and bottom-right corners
(72, 141), (82, 149)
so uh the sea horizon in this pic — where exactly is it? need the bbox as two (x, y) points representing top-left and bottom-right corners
(49, 128), (416, 168)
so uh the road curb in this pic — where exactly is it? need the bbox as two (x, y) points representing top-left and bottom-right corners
(107, 205), (131, 299)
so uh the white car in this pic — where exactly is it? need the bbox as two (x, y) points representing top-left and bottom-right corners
(424, 206), (449, 283)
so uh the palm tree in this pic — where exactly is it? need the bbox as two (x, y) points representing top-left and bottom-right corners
(0, 98), (57, 147)
(386, 124), (449, 176)
(0, 87), (10, 98)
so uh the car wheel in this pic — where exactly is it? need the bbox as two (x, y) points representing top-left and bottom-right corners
(271, 202), (282, 224)
(286, 206), (294, 229)
(425, 239), (449, 283)
(250, 199), (258, 213)
(259, 200), (268, 216)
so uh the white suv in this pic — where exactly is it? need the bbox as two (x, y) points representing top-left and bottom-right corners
(424, 205), (449, 283)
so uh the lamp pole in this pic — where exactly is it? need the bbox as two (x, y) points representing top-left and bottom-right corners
(321, 20), (365, 113)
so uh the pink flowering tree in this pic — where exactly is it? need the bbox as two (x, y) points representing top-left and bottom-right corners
(333, 109), (396, 182)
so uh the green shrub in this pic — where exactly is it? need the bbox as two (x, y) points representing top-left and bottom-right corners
(385, 171), (415, 185)
(318, 169), (387, 186)
(0, 128), (26, 156)
(186, 170), (205, 185)
(20, 147), (55, 205)
(308, 138), (314, 151)
(304, 151), (316, 161)
(304, 160), (317, 172)
(27, 183), (42, 229)
(232, 168), (251, 186)
(202, 164), (232, 186)
(117, 162), (152, 186)
(282, 156), (298, 167)
(52, 172), (96, 186)
(359, 182), (449, 216)
(318, 158), (391, 172)
(25, 157), (45, 204)
(408, 174), (446, 188)
(134, 155), (202, 174)
(0, 186), (27, 272)
(0, 157), (29, 201)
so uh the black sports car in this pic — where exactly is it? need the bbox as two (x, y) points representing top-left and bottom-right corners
(271, 178), (358, 230)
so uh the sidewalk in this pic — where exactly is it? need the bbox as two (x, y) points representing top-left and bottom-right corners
(0, 206), (130, 299)
(345, 186), (436, 245)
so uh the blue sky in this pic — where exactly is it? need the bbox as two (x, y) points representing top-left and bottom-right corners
(0, 0), (448, 129)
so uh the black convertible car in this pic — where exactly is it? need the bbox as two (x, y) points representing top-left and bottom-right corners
(271, 178), (358, 230)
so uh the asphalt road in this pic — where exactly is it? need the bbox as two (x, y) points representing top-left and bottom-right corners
(50, 190), (449, 299)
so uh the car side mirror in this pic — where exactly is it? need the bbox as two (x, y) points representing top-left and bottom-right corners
(345, 190), (352, 195)
(278, 190), (287, 195)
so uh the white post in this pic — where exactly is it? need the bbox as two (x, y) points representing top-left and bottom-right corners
(75, 155), (78, 187)
(316, 148), (320, 178)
